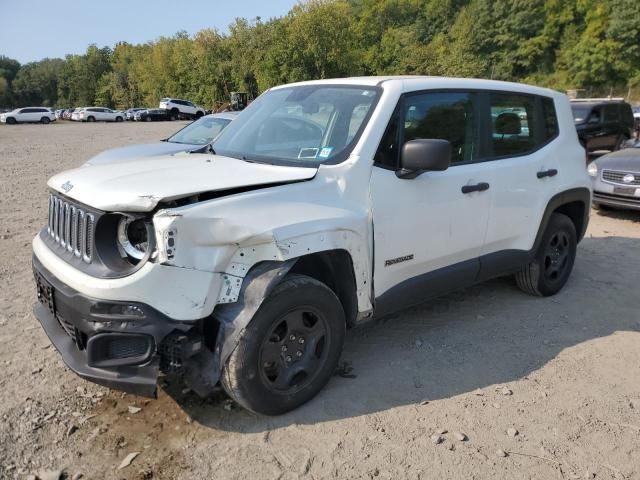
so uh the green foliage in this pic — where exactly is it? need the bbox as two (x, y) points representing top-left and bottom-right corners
(2, 0), (639, 109)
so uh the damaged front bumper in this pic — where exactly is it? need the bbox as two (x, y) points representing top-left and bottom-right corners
(32, 255), (207, 397)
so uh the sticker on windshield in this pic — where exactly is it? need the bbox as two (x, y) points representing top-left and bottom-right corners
(298, 148), (319, 159)
(318, 147), (333, 158)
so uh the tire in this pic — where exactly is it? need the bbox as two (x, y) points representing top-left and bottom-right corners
(170, 108), (179, 121)
(195, 111), (203, 119)
(40, 117), (50, 124)
(515, 213), (577, 297)
(145, 116), (152, 122)
(221, 274), (346, 415)
(87, 116), (95, 122)
(115, 116), (123, 122)
(614, 135), (626, 151)
(6, 117), (16, 125)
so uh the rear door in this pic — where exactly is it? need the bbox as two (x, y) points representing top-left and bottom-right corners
(371, 90), (492, 313)
(480, 92), (560, 276)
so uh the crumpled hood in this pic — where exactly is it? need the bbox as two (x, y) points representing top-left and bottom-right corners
(83, 141), (201, 166)
(48, 154), (317, 212)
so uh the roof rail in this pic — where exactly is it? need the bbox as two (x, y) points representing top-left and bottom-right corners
(570, 97), (626, 102)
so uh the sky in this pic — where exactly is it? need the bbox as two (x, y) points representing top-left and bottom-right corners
(0, 0), (299, 64)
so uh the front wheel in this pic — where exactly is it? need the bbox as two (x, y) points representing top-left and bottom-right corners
(221, 274), (345, 415)
(515, 213), (577, 297)
(115, 116), (123, 122)
(40, 117), (50, 124)
(6, 117), (16, 125)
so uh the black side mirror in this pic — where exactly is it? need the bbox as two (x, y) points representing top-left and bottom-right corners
(397, 139), (451, 179)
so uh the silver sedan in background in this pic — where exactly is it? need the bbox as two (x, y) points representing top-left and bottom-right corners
(83, 112), (238, 166)
(588, 142), (640, 211)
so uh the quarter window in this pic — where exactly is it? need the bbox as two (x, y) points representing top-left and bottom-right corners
(541, 98), (559, 142)
(490, 93), (536, 157)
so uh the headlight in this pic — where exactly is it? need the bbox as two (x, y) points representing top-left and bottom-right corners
(117, 216), (155, 262)
(587, 162), (598, 177)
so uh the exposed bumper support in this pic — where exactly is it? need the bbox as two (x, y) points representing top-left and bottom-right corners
(32, 254), (204, 398)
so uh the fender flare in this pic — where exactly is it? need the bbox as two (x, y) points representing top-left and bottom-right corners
(531, 187), (591, 255)
(184, 259), (297, 396)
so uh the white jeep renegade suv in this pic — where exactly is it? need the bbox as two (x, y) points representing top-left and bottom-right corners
(32, 77), (591, 415)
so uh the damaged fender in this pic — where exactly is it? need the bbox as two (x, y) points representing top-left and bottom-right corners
(184, 259), (296, 396)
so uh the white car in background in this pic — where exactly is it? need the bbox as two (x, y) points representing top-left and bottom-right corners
(1, 107), (56, 124)
(71, 107), (124, 122)
(159, 98), (205, 120)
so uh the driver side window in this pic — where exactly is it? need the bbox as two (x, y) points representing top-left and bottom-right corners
(374, 91), (478, 168)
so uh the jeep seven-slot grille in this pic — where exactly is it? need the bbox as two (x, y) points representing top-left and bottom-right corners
(47, 193), (94, 263)
(601, 170), (640, 186)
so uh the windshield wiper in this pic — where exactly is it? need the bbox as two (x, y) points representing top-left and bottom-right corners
(189, 144), (216, 155)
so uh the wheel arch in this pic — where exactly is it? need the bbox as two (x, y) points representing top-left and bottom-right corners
(533, 187), (591, 254)
(288, 249), (359, 327)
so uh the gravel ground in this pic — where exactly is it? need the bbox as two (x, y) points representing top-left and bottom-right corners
(1, 121), (639, 480)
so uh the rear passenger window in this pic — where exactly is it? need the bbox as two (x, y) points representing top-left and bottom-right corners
(541, 98), (559, 142)
(490, 93), (536, 156)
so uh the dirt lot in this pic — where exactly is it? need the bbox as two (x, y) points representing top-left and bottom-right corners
(1, 121), (640, 480)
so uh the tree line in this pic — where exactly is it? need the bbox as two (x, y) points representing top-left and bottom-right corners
(1, 0), (639, 110)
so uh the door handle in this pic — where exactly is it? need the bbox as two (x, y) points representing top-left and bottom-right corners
(461, 182), (490, 194)
(537, 169), (558, 179)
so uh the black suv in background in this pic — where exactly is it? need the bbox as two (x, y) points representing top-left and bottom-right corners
(571, 99), (634, 153)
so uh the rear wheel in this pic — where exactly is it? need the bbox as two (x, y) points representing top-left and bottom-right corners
(515, 213), (577, 297)
(40, 117), (50, 124)
(221, 274), (345, 415)
(87, 116), (95, 122)
(195, 111), (204, 119)
(170, 108), (179, 121)
(614, 135), (626, 151)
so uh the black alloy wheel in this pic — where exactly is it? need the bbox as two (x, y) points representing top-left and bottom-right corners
(221, 274), (345, 415)
(543, 230), (570, 282)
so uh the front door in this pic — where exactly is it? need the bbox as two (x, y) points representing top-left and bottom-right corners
(371, 91), (492, 315)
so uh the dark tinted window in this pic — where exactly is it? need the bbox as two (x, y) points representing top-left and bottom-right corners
(21, 108), (36, 113)
(403, 92), (477, 164)
(541, 98), (559, 141)
(603, 104), (619, 122)
(620, 103), (634, 125)
(490, 93), (536, 156)
(375, 92), (477, 167)
(587, 107), (601, 124)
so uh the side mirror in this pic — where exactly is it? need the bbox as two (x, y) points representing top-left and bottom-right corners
(398, 139), (451, 179)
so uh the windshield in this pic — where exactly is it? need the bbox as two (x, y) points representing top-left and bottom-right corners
(571, 105), (592, 123)
(168, 116), (233, 145)
(212, 85), (381, 166)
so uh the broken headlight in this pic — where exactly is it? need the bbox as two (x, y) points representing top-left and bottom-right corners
(117, 216), (156, 263)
